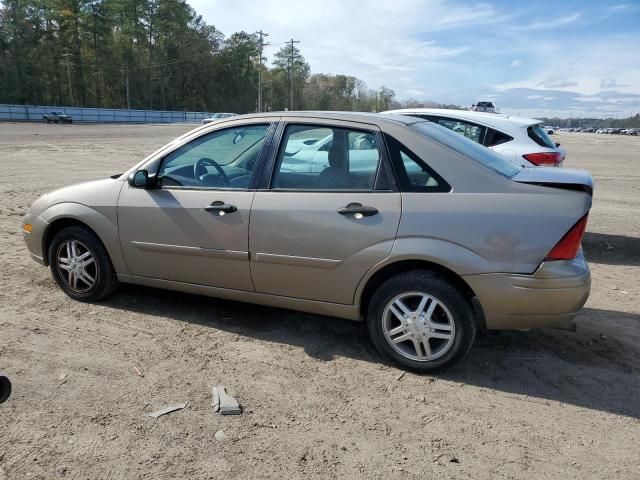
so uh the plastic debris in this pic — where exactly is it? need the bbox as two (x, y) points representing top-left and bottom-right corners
(212, 386), (242, 415)
(147, 402), (188, 419)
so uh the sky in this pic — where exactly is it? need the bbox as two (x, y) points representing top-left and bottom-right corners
(189, 0), (640, 118)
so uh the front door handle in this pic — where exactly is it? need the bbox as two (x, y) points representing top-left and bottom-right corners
(337, 203), (379, 218)
(204, 201), (237, 215)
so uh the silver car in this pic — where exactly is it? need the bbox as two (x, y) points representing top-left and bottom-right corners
(202, 113), (238, 124)
(22, 112), (592, 372)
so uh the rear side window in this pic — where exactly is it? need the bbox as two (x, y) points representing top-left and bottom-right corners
(484, 128), (513, 147)
(384, 134), (450, 192)
(527, 124), (556, 148)
(412, 115), (486, 144)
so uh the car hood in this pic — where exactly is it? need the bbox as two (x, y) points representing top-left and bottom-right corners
(29, 177), (124, 217)
(513, 167), (593, 193)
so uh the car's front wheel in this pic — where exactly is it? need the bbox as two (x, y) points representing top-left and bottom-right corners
(367, 271), (476, 373)
(48, 226), (119, 302)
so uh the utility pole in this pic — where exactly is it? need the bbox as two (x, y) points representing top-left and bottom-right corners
(256, 30), (269, 113)
(288, 38), (300, 111)
(122, 68), (131, 109)
(61, 53), (73, 106)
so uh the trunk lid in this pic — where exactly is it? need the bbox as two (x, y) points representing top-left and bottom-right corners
(513, 167), (593, 194)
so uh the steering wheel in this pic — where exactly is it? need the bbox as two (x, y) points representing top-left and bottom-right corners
(194, 157), (230, 187)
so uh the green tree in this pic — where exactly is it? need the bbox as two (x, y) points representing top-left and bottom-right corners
(271, 42), (309, 110)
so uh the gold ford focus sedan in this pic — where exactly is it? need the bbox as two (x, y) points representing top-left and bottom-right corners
(22, 112), (592, 372)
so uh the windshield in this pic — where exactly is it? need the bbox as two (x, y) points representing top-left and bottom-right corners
(411, 121), (521, 178)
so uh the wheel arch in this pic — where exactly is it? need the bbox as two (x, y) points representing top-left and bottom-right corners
(357, 259), (486, 330)
(42, 218), (97, 266)
(39, 203), (128, 274)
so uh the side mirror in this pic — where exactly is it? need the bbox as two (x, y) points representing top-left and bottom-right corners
(129, 170), (151, 188)
(555, 143), (561, 148)
(233, 131), (245, 144)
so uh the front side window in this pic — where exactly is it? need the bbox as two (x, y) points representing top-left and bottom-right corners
(272, 124), (381, 190)
(158, 124), (269, 189)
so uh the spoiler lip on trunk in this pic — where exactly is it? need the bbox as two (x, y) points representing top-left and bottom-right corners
(512, 167), (593, 195)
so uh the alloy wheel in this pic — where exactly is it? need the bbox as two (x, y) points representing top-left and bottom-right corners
(56, 239), (98, 293)
(382, 292), (456, 362)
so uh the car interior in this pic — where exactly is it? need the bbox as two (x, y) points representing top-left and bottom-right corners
(272, 126), (381, 190)
(158, 126), (269, 188)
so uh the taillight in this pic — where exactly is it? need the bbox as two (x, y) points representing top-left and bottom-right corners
(523, 152), (563, 166)
(545, 214), (588, 261)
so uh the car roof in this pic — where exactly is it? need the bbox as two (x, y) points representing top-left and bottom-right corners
(215, 110), (423, 128)
(383, 108), (540, 129)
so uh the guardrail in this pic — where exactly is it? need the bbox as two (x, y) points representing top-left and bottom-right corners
(0, 104), (214, 123)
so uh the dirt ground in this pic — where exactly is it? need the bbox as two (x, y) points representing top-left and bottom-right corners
(0, 122), (639, 479)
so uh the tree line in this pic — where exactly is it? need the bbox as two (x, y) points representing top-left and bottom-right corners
(0, 0), (399, 113)
(541, 114), (640, 129)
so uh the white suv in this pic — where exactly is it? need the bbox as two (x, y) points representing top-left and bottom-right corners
(472, 101), (497, 113)
(384, 108), (565, 167)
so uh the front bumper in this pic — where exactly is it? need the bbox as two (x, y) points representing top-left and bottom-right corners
(463, 252), (591, 330)
(22, 213), (48, 265)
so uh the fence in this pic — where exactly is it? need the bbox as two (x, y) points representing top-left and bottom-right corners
(0, 104), (214, 124)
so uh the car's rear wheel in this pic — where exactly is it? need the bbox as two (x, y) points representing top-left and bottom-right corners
(367, 271), (476, 373)
(48, 226), (119, 302)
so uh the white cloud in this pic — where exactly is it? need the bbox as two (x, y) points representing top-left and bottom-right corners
(513, 12), (581, 31)
(609, 3), (640, 13)
(189, 0), (498, 96)
(537, 75), (578, 89)
(188, 0), (640, 117)
(600, 78), (628, 89)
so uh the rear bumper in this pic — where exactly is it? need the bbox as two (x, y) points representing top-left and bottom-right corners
(463, 252), (591, 330)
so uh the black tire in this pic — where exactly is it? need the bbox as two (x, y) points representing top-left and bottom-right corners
(367, 270), (476, 373)
(47, 226), (119, 302)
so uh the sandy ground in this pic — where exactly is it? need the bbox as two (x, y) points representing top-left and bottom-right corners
(0, 123), (639, 479)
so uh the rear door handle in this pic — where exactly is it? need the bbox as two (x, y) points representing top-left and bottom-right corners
(337, 203), (379, 218)
(204, 201), (237, 215)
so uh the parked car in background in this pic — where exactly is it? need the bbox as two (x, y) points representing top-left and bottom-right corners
(202, 113), (238, 124)
(471, 101), (497, 113)
(384, 108), (565, 167)
(43, 111), (73, 123)
(22, 112), (592, 373)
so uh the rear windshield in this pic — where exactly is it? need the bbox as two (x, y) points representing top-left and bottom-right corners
(527, 124), (556, 148)
(411, 121), (521, 179)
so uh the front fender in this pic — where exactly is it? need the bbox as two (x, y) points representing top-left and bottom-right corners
(39, 202), (128, 274)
